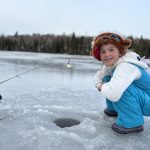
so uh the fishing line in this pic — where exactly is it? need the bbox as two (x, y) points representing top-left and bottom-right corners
(0, 66), (40, 101)
(0, 67), (40, 85)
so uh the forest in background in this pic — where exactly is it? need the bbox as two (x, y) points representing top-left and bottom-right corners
(0, 32), (150, 58)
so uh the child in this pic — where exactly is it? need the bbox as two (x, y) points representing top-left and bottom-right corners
(91, 32), (150, 134)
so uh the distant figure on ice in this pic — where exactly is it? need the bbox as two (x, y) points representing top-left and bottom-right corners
(91, 32), (150, 134)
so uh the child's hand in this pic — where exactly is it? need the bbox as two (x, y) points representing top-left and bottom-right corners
(96, 83), (103, 91)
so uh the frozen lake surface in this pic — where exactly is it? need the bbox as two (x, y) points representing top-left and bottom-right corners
(0, 51), (150, 150)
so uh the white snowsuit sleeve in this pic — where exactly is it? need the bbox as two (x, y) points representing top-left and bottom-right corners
(94, 65), (112, 88)
(101, 62), (141, 102)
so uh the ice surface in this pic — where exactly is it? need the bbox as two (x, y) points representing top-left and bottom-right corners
(0, 51), (150, 150)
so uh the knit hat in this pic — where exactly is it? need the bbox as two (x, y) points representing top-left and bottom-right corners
(91, 32), (131, 61)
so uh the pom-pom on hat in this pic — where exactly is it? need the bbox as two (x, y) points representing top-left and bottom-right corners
(91, 32), (131, 61)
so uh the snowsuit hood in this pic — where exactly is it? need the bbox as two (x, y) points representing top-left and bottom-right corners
(112, 51), (149, 70)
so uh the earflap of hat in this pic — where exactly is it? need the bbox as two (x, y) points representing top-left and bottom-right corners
(91, 46), (101, 61)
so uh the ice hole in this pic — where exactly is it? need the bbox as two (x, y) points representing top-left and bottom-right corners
(53, 118), (80, 128)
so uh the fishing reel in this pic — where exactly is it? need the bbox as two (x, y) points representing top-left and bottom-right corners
(0, 94), (2, 102)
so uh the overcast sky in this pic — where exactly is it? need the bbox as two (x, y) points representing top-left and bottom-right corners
(0, 0), (150, 38)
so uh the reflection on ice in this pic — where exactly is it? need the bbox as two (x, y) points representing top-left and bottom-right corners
(0, 51), (150, 150)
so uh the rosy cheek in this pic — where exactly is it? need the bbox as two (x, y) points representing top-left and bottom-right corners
(100, 54), (105, 60)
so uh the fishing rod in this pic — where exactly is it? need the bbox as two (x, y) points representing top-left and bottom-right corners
(0, 66), (40, 102)
(0, 66), (40, 85)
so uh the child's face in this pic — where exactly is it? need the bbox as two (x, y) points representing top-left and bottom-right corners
(100, 43), (121, 66)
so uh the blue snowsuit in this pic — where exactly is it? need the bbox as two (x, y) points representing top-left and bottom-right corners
(104, 64), (150, 128)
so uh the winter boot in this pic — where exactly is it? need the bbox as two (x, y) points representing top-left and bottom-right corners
(112, 123), (144, 134)
(104, 108), (118, 117)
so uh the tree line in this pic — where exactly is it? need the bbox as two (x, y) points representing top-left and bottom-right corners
(129, 35), (150, 58)
(0, 32), (150, 58)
